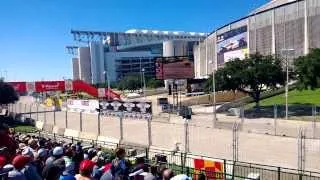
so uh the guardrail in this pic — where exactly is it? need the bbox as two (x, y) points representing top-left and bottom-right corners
(35, 131), (320, 180)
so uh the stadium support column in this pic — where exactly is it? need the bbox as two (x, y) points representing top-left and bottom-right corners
(304, 0), (309, 55)
(272, 9), (276, 54)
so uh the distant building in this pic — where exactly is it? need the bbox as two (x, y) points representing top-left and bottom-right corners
(69, 29), (206, 84)
(72, 58), (80, 80)
(195, 0), (320, 79)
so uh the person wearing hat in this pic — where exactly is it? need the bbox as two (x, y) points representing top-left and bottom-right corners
(8, 155), (29, 180)
(21, 147), (42, 180)
(75, 160), (95, 180)
(0, 123), (18, 160)
(46, 146), (64, 165)
(110, 148), (129, 180)
(42, 163), (63, 180)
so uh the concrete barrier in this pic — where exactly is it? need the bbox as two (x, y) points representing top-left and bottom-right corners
(64, 129), (80, 138)
(97, 136), (119, 144)
(42, 124), (53, 133)
(35, 121), (44, 130)
(52, 126), (65, 136)
(79, 132), (98, 141)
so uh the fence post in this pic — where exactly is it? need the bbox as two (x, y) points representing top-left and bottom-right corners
(147, 116), (152, 147)
(145, 148), (149, 161)
(29, 104), (32, 119)
(19, 103), (22, 114)
(274, 104), (278, 136)
(44, 110), (47, 125)
(36, 104), (39, 122)
(224, 159), (227, 179)
(65, 110), (68, 129)
(53, 110), (56, 126)
(312, 105), (316, 139)
(98, 113), (101, 136)
(277, 167), (281, 180)
(240, 105), (244, 130)
(80, 111), (83, 132)
(119, 112), (124, 143)
(184, 118), (189, 153)
(24, 104), (27, 113)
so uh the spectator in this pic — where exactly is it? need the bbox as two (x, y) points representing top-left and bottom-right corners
(0, 124), (18, 159)
(42, 163), (63, 180)
(8, 155), (29, 180)
(21, 147), (42, 180)
(46, 146), (64, 165)
(161, 168), (174, 180)
(75, 160), (95, 180)
(110, 148), (128, 179)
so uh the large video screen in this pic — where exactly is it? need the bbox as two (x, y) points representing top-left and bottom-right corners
(217, 26), (248, 66)
(155, 56), (194, 80)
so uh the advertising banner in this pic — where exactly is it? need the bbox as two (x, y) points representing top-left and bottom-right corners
(67, 99), (99, 112)
(35, 81), (65, 92)
(8, 82), (27, 93)
(155, 56), (194, 80)
(193, 158), (224, 180)
(99, 100), (152, 114)
(217, 26), (248, 66)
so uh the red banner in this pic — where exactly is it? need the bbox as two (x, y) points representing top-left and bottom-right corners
(35, 81), (65, 92)
(8, 82), (27, 93)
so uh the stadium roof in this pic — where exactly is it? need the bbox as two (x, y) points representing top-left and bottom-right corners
(250, 0), (298, 14)
(125, 29), (207, 37)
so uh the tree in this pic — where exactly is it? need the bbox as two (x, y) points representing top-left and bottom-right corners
(146, 78), (164, 89)
(117, 74), (142, 91)
(205, 59), (244, 93)
(0, 80), (19, 105)
(294, 48), (320, 90)
(207, 53), (285, 107)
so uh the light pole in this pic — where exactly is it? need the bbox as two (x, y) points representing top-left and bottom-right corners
(209, 61), (217, 124)
(281, 49), (295, 120)
(141, 68), (146, 99)
(103, 71), (111, 100)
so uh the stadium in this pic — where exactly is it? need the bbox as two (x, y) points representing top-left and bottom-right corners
(194, 0), (320, 79)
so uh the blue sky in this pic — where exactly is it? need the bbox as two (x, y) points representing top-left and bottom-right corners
(0, 0), (268, 81)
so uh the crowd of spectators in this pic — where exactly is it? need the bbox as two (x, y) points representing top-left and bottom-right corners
(0, 123), (191, 180)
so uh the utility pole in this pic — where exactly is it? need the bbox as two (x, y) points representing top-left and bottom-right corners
(281, 49), (295, 120)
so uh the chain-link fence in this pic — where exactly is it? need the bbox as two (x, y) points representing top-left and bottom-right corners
(7, 103), (320, 175)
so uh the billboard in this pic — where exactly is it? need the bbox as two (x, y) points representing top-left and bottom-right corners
(217, 26), (248, 65)
(99, 100), (152, 114)
(35, 81), (65, 92)
(155, 56), (194, 80)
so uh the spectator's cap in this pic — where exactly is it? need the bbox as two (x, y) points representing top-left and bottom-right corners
(97, 151), (105, 157)
(22, 147), (34, 159)
(18, 143), (26, 150)
(38, 148), (48, 158)
(170, 174), (192, 180)
(83, 153), (89, 160)
(0, 155), (7, 168)
(12, 155), (29, 169)
(53, 158), (66, 171)
(28, 138), (38, 147)
(38, 138), (46, 147)
(53, 146), (64, 156)
(79, 160), (95, 172)
(42, 164), (63, 180)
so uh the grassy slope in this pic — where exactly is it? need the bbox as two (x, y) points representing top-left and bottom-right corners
(248, 89), (320, 107)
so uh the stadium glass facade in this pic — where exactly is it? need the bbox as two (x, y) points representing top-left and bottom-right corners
(195, 0), (320, 79)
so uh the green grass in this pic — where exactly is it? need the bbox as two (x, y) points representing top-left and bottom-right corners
(248, 89), (320, 107)
(13, 125), (38, 133)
